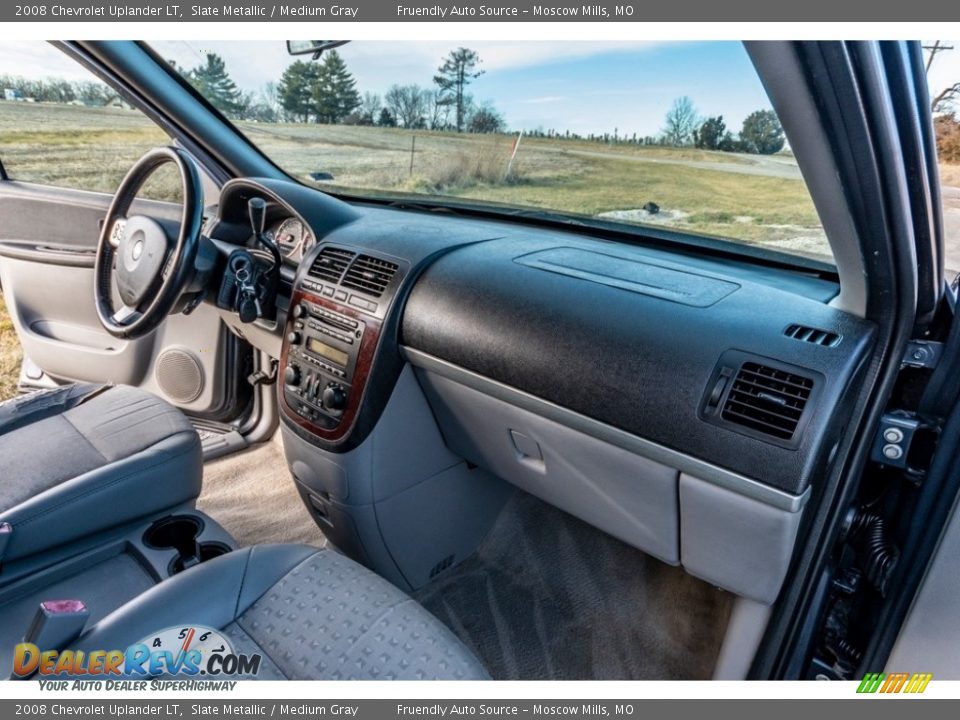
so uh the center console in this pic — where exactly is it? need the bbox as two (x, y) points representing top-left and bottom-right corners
(279, 244), (408, 443)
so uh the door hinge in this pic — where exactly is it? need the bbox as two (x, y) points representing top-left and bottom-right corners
(871, 411), (938, 484)
(902, 339), (944, 369)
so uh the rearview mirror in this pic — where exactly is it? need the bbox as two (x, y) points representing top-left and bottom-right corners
(286, 40), (350, 59)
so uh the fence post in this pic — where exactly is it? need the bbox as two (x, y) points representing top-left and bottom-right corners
(505, 130), (523, 181)
(409, 135), (416, 177)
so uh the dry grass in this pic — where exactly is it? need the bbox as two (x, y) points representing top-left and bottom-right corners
(939, 163), (960, 188)
(0, 100), (829, 257)
(0, 293), (22, 401)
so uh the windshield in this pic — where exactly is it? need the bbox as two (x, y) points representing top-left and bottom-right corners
(153, 41), (832, 264)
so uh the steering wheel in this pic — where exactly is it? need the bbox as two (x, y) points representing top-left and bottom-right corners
(94, 147), (204, 339)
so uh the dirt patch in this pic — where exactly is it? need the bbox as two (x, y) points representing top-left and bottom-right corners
(597, 207), (691, 225)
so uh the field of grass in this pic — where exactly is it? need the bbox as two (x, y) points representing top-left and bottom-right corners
(1, 100), (832, 260)
(0, 293), (22, 401)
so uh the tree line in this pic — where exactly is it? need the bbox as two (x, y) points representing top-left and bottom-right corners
(183, 46), (505, 134)
(3, 53), (786, 155)
(0, 74), (120, 106)
(661, 95), (785, 154)
(274, 47), (504, 133)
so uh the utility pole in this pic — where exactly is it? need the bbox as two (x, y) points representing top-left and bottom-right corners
(924, 41), (954, 75)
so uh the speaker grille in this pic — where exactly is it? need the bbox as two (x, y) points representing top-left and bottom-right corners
(156, 349), (204, 404)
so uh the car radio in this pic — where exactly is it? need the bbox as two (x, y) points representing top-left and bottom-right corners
(283, 299), (365, 429)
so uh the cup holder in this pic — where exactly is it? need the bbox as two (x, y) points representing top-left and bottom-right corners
(170, 541), (232, 575)
(143, 516), (231, 576)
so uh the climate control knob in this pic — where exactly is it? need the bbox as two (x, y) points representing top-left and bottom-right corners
(286, 331), (301, 344)
(322, 383), (347, 412)
(283, 365), (301, 387)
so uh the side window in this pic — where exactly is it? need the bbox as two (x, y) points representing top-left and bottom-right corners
(927, 40), (960, 278)
(0, 41), (179, 200)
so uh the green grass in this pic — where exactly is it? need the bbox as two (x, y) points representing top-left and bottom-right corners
(0, 293), (22, 401)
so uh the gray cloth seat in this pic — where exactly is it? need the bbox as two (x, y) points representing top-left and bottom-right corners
(71, 544), (490, 680)
(0, 384), (202, 565)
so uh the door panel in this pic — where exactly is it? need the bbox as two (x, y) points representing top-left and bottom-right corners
(0, 180), (237, 418)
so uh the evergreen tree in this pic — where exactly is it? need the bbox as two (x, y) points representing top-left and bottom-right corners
(278, 60), (321, 122)
(188, 53), (246, 118)
(433, 48), (484, 133)
(739, 109), (785, 155)
(695, 116), (727, 150)
(311, 51), (361, 124)
(377, 108), (397, 127)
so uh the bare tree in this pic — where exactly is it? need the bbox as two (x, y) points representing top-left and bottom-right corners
(925, 41), (960, 114)
(661, 96), (699, 147)
(425, 89), (451, 130)
(360, 92), (381, 118)
(384, 84), (429, 128)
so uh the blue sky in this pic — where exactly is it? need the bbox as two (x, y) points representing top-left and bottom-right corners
(153, 41), (772, 137)
(3, 40), (959, 138)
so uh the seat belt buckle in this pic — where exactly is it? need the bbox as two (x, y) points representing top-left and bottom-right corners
(23, 600), (90, 654)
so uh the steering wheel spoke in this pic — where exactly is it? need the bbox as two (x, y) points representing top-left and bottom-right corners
(108, 217), (127, 250)
(112, 304), (142, 327)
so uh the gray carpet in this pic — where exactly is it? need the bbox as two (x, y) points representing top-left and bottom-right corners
(198, 432), (327, 548)
(414, 491), (734, 680)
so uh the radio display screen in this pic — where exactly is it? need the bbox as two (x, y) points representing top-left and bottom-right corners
(307, 338), (349, 367)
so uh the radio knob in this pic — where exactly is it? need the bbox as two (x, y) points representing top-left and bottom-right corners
(287, 331), (301, 344)
(284, 365), (301, 387)
(322, 383), (347, 411)
(292, 303), (305, 319)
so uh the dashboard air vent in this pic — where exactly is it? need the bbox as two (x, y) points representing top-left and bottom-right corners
(342, 255), (399, 297)
(721, 362), (814, 441)
(308, 247), (355, 284)
(785, 324), (840, 347)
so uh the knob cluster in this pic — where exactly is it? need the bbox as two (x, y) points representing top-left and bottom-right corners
(284, 361), (347, 415)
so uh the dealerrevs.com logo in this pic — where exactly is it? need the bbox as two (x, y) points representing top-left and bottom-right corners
(13, 626), (261, 679)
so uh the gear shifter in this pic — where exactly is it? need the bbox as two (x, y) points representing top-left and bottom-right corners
(248, 197), (282, 270)
(248, 196), (266, 237)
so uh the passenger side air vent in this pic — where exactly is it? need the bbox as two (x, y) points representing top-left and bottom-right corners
(308, 247), (355, 284)
(342, 255), (399, 297)
(721, 362), (814, 441)
(784, 324), (841, 347)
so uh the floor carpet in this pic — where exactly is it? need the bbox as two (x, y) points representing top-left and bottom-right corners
(414, 491), (734, 680)
(197, 432), (326, 548)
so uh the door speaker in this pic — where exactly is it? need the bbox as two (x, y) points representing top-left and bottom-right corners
(155, 349), (204, 404)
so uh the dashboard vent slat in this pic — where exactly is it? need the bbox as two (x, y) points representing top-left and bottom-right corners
(308, 247), (355, 284)
(720, 362), (814, 441)
(785, 323), (841, 347)
(342, 255), (399, 297)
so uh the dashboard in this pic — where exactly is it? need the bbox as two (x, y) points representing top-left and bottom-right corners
(207, 176), (877, 602)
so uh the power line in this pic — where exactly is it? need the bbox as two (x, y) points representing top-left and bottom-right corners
(924, 40), (954, 74)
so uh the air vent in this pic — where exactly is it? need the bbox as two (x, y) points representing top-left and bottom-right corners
(721, 362), (814, 441)
(785, 324), (841, 347)
(308, 247), (355, 284)
(342, 255), (399, 297)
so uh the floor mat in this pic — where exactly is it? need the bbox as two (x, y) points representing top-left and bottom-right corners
(198, 432), (326, 548)
(413, 491), (734, 680)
